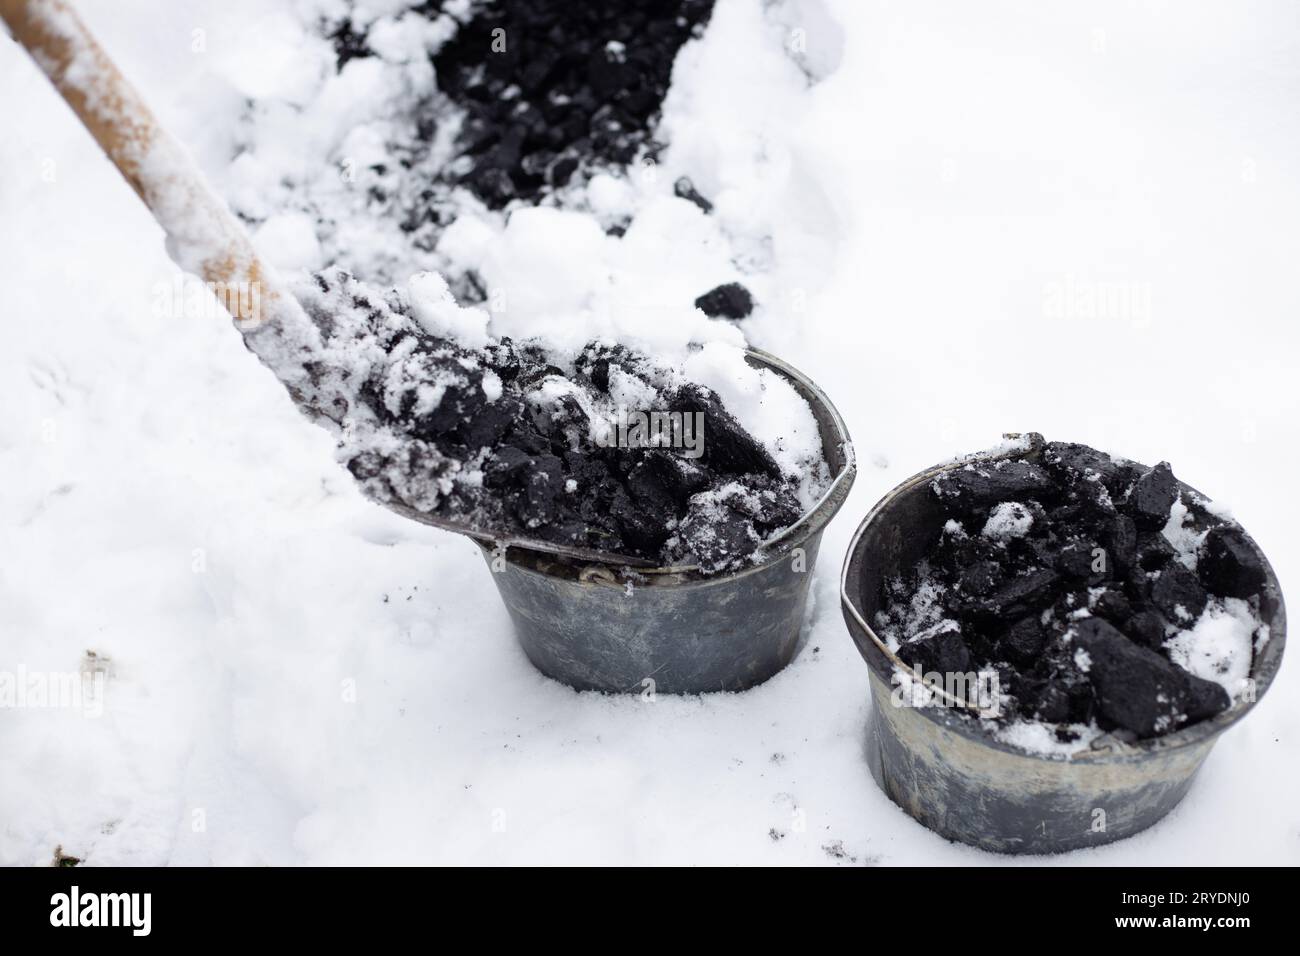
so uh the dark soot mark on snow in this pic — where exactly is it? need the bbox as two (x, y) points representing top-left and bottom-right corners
(877, 441), (1268, 740)
(331, 0), (714, 209)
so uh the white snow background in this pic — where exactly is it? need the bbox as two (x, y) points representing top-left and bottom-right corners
(2, 0), (1298, 865)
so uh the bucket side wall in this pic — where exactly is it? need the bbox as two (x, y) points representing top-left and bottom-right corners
(865, 672), (1214, 853)
(488, 533), (825, 694)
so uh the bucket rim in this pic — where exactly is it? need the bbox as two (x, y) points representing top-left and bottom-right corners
(416, 346), (857, 580)
(839, 434), (1288, 763)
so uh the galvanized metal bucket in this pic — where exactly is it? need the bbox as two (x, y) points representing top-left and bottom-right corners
(840, 437), (1287, 853)
(478, 347), (855, 694)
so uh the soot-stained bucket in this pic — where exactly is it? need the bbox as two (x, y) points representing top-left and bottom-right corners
(839, 437), (1286, 854)
(480, 348), (855, 695)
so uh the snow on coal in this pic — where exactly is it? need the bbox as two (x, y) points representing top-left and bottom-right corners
(295, 269), (829, 572)
(873, 440), (1269, 751)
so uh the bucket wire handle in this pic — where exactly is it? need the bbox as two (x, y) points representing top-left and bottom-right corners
(578, 565), (621, 587)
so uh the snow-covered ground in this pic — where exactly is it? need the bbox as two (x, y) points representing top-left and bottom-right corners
(2, 0), (1298, 865)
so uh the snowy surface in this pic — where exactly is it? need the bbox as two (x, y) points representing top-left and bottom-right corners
(2, 0), (1299, 865)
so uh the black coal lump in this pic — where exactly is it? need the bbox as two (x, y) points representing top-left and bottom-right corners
(1128, 461), (1179, 530)
(629, 450), (713, 502)
(484, 446), (535, 487)
(673, 176), (713, 213)
(1042, 441), (1142, 497)
(930, 460), (1053, 508)
(957, 559), (1002, 597)
(1072, 618), (1228, 737)
(897, 624), (972, 675)
(457, 392), (523, 451)
(972, 568), (1062, 622)
(672, 383), (780, 478)
(668, 473), (802, 570)
(1100, 513), (1138, 573)
(694, 282), (754, 320)
(1125, 610), (1170, 650)
(1198, 526), (1267, 599)
(519, 453), (565, 527)
(609, 482), (675, 554)
(999, 616), (1048, 667)
(328, 18), (371, 71)
(1149, 563), (1208, 623)
(1055, 538), (1101, 580)
(1018, 677), (1073, 724)
(626, 457), (690, 524)
(1135, 531), (1178, 571)
(1091, 588), (1132, 623)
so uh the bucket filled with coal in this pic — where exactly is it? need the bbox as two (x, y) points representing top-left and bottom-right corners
(840, 434), (1285, 853)
(481, 346), (854, 694)
(292, 271), (854, 694)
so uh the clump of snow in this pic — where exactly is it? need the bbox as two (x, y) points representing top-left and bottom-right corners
(934, 435), (1037, 472)
(981, 501), (1033, 541)
(1165, 598), (1258, 699)
(477, 208), (611, 342)
(994, 720), (1104, 758)
(406, 271), (490, 349)
(683, 341), (829, 508)
(1161, 494), (1207, 570)
(435, 214), (497, 273)
(586, 172), (636, 219)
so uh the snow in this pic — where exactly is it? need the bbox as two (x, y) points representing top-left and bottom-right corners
(2, 0), (1298, 866)
(1165, 599), (1258, 699)
(995, 720), (1104, 758)
(406, 271), (490, 349)
(981, 502), (1034, 541)
(253, 212), (324, 272)
(1161, 494), (1207, 570)
(682, 341), (828, 504)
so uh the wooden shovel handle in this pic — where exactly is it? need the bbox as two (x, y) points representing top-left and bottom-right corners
(0, 0), (279, 325)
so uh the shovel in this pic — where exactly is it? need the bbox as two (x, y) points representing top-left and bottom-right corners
(0, 0), (668, 567)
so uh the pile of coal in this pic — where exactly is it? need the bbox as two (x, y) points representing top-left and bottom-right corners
(303, 271), (810, 572)
(330, 0), (714, 210)
(876, 439), (1269, 741)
